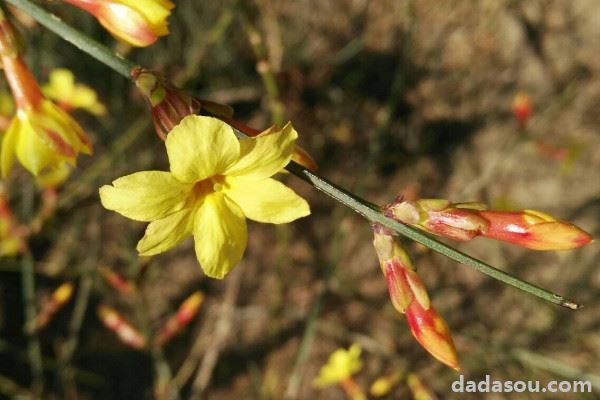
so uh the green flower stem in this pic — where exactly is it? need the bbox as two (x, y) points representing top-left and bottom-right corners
(8, 0), (580, 309)
(4, 0), (137, 78)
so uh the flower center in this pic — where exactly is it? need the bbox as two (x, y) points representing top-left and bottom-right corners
(192, 175), (225, 200)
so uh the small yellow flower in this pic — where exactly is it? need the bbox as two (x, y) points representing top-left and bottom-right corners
(100, 116), (310, 278)
(314, 344), (363, 388)
(1, 99), (92, 177)
(64, 0), (174, 47)
(42, 68), (106, 116)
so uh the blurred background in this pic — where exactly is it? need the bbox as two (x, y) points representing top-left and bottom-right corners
(0, 0), (599, 398)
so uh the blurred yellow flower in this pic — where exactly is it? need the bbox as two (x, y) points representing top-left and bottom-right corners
(314, 344), (363, 387)
(0, 55), (92, 179)
(100, 116), (310, 278)
(42, 68), (106, 116)
(64, 0), (175, 47)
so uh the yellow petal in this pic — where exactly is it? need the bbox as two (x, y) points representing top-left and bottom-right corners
(36, 162), (72, 188)
(225, 177), (310, 223)
(15, 116), (64, 175)
(193, 192), (247, 279)
(224, 122), (297, 181)
(117, 0), (174, 34)
(137, 208), (194, 255)
(99, 171), (192, 221)
(166, 116), (240, 183)
(1, 117), (19, 177)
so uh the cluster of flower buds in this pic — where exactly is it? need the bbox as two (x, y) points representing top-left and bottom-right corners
(63, 0), (174, 47)
(0, 9), (92, 182)
(385, 198), (592, 251)
(97, 305), (146, 349)
(27, 282), (74, 333)
(372, 224), (459, 370)
(155, 291), (204, 346)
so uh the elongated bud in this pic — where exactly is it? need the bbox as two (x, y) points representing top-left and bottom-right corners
(63, 0), (174, 47)
(98, 266), (136, 295)
(155, 291), (204, 346)
(386, 198), (592, 251)
(29, 282), (74, 332)
(372, 223), (459, 370)
(97, 305), (146, 349)
(479, 209), (592, 250)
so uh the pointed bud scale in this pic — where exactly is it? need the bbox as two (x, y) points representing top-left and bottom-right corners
(478, 209), (592, 250)
(405, 296), (459, 370)
(97, 305), (146, 349)
(155, 291), (204, 346)
(63, 0), (174, 47)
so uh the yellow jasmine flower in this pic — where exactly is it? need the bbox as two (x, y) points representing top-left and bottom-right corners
(0, 55), (92, 179)
(314, 344), (363, 387)
(100, 116), (310, 278)
(42, 68), (106, 116)
(64, 0), (175, 47)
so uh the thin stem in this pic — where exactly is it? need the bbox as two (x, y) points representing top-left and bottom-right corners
(21, 252), (44, 395)
(8, 0), (582, 309)
(4, 0), (137, 78)
(286, 161), (580, 309)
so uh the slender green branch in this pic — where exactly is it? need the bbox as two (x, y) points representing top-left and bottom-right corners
(285, 161), (579, 309)
(21, 252), (44, 395)
(8, 0), (582, 309)
(4, 0), (137, 78)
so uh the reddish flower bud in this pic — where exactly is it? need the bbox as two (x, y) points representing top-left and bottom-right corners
(97, 305), (146, 349)
(479, 209), (592, 251)
(512, 93), (532, 128)
(98, 266), (136, 295)
(63, 0), (174, 48)
(372, 224), (459, 370)
(132, 68), (235, 140)
(155, 291), (204, 346)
